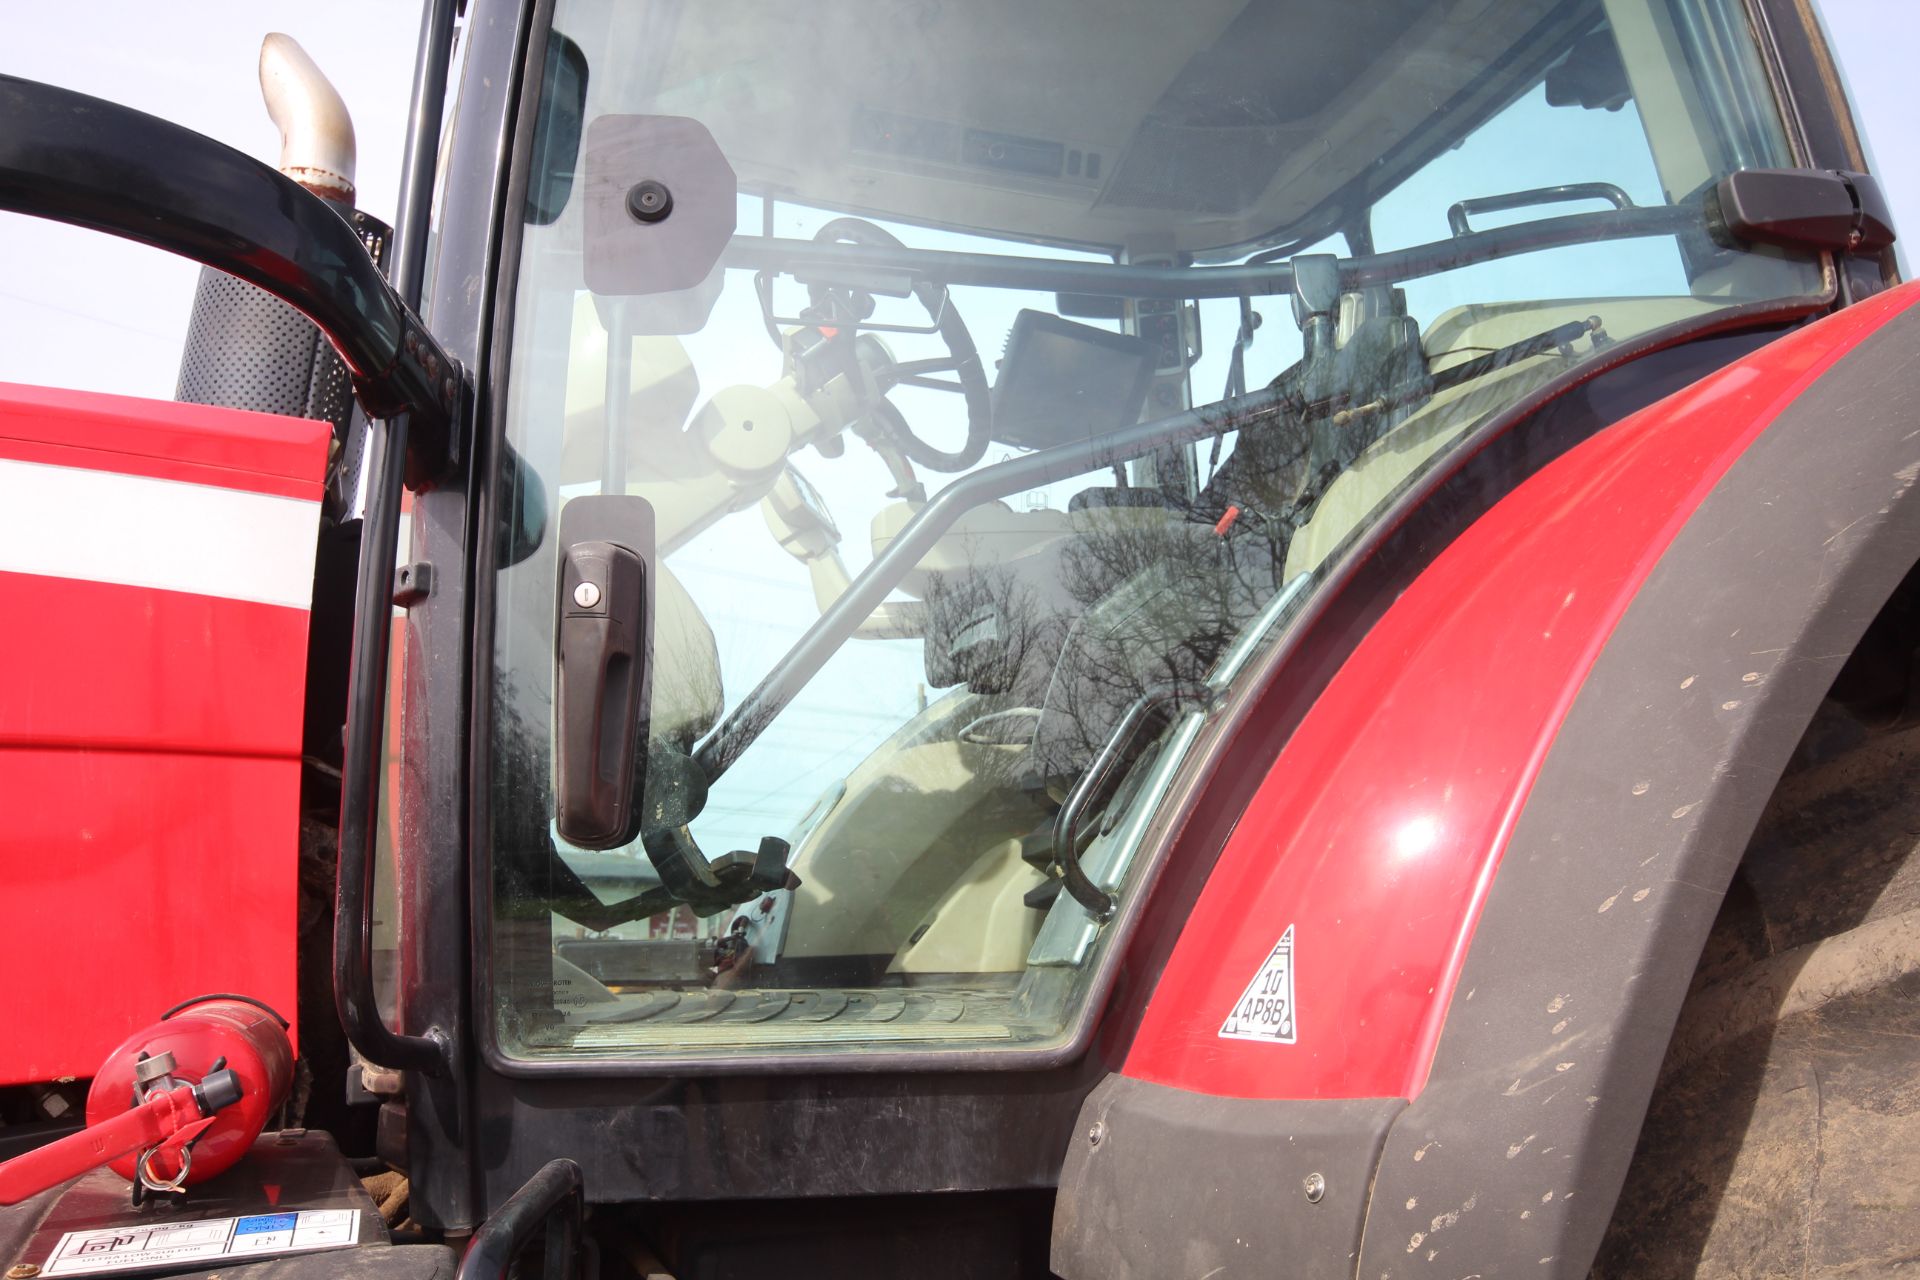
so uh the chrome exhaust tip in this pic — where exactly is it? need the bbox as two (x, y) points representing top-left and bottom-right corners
(258, 32), (355, 203)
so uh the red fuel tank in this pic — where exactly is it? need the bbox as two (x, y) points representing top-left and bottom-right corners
(84, 997), (294, 1188)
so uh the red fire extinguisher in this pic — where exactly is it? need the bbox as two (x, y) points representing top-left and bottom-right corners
(0, 995), (294, 1206)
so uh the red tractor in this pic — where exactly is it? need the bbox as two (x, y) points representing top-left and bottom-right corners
(1, 1), (1915, 1276)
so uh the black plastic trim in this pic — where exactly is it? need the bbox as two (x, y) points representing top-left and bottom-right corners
(398, 0), (540, 1231)
(1051, 1077), (1401, 1280)
(1745, 0), (1902, 297)
(468, 1063), (1106, 1207)
(392, 0), (460, 312)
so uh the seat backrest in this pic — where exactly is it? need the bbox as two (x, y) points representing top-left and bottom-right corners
(1283, 295), (1720, 578)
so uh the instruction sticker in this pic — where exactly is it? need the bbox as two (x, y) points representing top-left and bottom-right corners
(43, 1209), (359, 1275)
(1219, 924), (1297, 1044)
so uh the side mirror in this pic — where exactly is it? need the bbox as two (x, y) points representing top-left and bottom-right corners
(0, 74), (462, 485)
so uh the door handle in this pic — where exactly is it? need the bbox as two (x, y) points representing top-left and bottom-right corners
(554, 496), (655, 849)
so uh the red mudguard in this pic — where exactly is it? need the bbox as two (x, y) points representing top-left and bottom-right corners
(0, 385), (329, 1085)
(1122, 282), (1920, 1102)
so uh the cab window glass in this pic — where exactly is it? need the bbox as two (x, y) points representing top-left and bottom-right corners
(488, 0), (1823, 1064)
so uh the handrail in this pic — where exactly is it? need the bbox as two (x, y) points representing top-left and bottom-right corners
(0, 74), (462, 459)
(333, 413), (450, 1075)
(693, 381), (1299, 780)
(1050, 685), (1211, 920)
(692, 202), (1695, 779)
(456, 1159), (584, 1280)
(331, 1), (459, 1076)
(1446, 182), (1633, 237)
(720, 202), (1695, 301)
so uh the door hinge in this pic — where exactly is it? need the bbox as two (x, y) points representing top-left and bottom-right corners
(393, 561), (433, 607)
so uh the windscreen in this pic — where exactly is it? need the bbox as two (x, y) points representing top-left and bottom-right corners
(484, 0), (1826, 1065)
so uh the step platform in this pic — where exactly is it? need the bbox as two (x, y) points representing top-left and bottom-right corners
(0, 1130), (450, 1279)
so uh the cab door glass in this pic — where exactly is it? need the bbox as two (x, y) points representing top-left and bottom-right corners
(488, 0), (1825, 1064)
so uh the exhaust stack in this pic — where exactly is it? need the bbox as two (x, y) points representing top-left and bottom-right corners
(177, 30), (387, 516)
(258, 33), (356, 203)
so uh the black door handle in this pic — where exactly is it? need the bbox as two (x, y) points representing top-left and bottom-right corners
(554, 496), (655, 849)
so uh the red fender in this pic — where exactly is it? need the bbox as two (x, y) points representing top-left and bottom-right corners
(1121, 282), (1920, 1101)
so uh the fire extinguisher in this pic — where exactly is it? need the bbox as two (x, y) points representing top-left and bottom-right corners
(0, 996), (294, 1206)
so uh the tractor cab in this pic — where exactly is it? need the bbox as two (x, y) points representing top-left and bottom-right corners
(477, 0), (1829, 1070)
(0, 0), (1898, 1276)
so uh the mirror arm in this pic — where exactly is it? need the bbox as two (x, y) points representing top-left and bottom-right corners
(0, 74), (463, 487)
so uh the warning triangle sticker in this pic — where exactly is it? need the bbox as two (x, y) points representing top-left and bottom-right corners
(1218, 924), (1297, 1044)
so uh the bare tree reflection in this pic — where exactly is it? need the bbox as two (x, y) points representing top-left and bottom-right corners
(911, 387), (1327, 790)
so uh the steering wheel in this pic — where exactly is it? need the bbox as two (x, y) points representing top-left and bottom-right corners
(808, 217), (993, 473)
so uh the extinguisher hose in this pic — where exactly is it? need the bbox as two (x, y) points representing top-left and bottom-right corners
(160, 993), (291, 1028)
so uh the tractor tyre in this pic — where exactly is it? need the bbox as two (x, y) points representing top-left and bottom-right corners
(1593, 706), (1920, 1277)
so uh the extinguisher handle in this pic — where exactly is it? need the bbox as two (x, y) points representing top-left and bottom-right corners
(0, 1080), (233, 1206)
